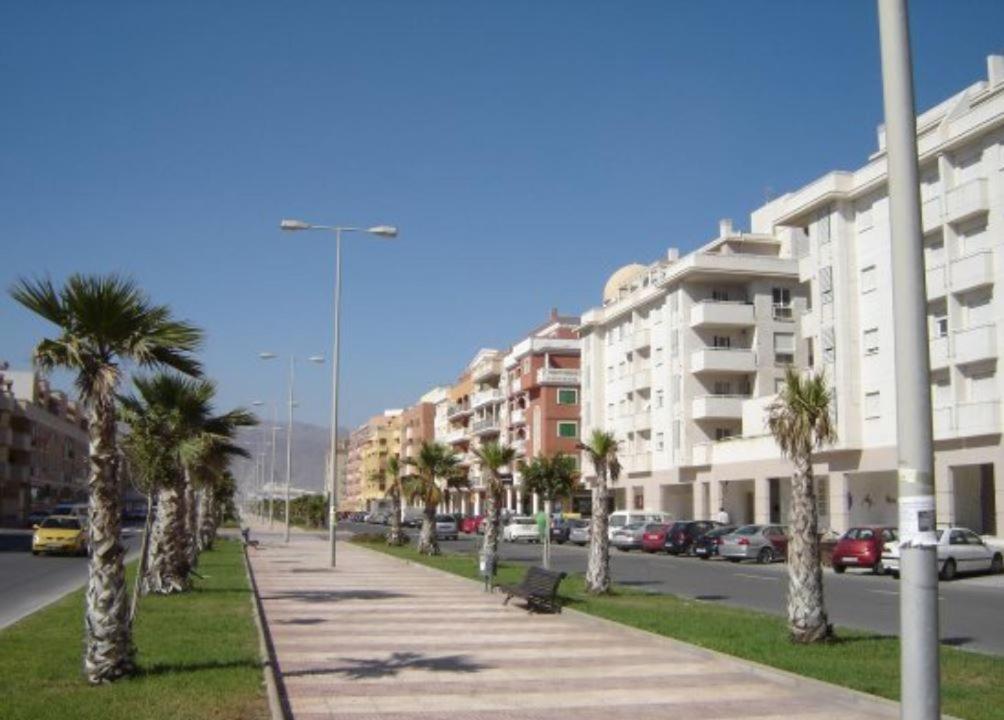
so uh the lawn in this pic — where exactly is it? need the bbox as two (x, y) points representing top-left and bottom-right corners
(354, 536), (1003, 720)
(0, 539), (268, 720)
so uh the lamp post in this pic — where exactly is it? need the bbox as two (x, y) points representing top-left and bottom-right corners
(260, 352), (324, 542)
(280, 218), (399, 567)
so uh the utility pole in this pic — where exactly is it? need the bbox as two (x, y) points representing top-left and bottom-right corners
(877, 2), (940, 718)
(285, 356), (295, 544)
(268, 404), (279, 528)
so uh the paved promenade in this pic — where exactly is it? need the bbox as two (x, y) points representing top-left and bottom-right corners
(247, 527), (903, 720)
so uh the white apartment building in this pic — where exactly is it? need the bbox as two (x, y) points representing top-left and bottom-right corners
(581, 55), (1004, 538)
(579, 223), (807, 523)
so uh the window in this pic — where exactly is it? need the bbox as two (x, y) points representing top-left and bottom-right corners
(557, 388), (578, 405)
(655, 432), (665, 452)
(864, 391), (881, 419)
(557, 421), (578, 439)
(712, 288), (730, 302)
(807, 337), (815, 367)
(817, 209), (831, 245)
(822, 326), (836, 364)
(863, 328), (879, 355)
(931, 312), (948, 338)
(819, 266), (833, 305)
(655, 389), (664, 408)
(774, 332), (795, 365)
(654, 346), (664, 367)
(774, 377), (786, 393)
(772, 287), (792, 320)
(713, 335), (731, 349)
(713, 380), (732, 396)
(715, 428), (734, 441)
(860, 265), (877, 294)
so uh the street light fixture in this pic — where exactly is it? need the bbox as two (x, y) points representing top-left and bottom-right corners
(280, 217), (400, 568)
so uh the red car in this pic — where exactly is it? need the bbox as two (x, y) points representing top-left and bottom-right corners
(461, 515), (485, 534)
(831, 526), (897, 574)
(640, 523), (672, 553)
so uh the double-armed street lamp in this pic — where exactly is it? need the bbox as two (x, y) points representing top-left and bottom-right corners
(259, 351), (325, 542)
(280, 218), (399, 568)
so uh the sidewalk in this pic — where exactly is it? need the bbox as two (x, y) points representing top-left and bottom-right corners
(247, 527), (902, 720)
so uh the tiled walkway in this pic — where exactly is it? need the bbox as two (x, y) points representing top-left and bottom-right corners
(247, 527), (901, 720)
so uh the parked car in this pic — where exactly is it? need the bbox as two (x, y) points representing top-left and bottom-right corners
(719, 524), (789, 564)
(641, 523), (672, 553)
(460, 515), (484, 534)
(32, 515), (88, 556)
(664, 520), (720, 555)
(551, 518), (588, 544)
(568, 521), (591, 546)
(831, 526), (897, 574)
(693, 525), (737, 559)
(402, 509), (424, 528)
(883, 527), (1004, 580)
(503, 516), (541, 543)
(612, 521), (652, 551)
(608, 510), (671, 540)
(26, 510), (50, 528)
(434, 514), (459, 541)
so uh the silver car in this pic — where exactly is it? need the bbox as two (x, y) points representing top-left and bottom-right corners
(611, 521), (648, 552)
(719, 524), (788, 564)
(569, 522), (591, 546)
(435, 514), (459, 541)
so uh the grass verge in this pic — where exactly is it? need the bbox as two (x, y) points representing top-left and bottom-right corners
(353, 536), (1002, 720)
(0, 539), (268, 720)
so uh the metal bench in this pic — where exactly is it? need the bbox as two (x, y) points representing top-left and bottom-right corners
(499, 566), (566, 613)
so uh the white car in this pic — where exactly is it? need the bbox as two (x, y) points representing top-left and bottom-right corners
(503, 517), (541, 543)
(882, 527), (1004, 581)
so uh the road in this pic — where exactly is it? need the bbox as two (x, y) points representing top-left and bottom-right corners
(0, 528), (143, 629)
(339, 521), (1004, 656)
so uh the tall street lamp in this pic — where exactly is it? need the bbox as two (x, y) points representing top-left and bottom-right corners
(260, 351), (324, 542)
(280, 218), (399, 567)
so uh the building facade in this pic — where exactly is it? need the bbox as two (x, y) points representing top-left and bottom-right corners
(0, 366), (89, 526)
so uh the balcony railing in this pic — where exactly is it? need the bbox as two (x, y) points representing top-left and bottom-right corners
(772, 304), (794, 322)
(632, 368), (652, 390)
(949, 251), (994, 293)
(447, 403), (471, 419)
(944, 178), (989, 225)
(690, 347), (756, 374)
(442, 428), (468, 445)
(691, 395), (747, 420)
(689, 300), (755, 328)
(536, 367), (581, 385)
(471, 357), (502, 382)
(471, 418), (500, 435)
(926, 264), (946, 300)
(626, 453), (651, 473)
(632, 328), (651, 349)
(952, 324), (996, 365)
(933, 401), (1000, 440)
(471, 388), (503, 409)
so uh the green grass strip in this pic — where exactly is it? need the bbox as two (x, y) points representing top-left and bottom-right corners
(0, 539), (268, 720)
(354, 537), (1003, 720)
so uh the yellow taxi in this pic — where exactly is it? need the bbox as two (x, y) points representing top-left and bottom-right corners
(32, 515), (89, 556)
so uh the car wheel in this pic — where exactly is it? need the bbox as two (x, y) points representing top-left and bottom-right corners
(990, 553), (1003, 575)
(728, 558), (741, 563)
(699, 554), (709, 561)
(939, 558), (957, 582)
(891, 570), (900, 579)
(833, 563), (846, 574)
(757, 547), (774, 564)
(31, 550), (39, 556)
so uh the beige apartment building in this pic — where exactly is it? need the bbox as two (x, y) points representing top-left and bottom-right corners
(0, 366), (89, 526)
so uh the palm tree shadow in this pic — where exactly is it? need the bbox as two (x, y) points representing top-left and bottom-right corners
(262, 590), (410, 603)
(137, 658), (262, 678)
(284, 652), (491, 680)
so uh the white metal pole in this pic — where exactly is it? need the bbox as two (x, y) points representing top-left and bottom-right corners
(285, 356), (295, 543)
(268, 404), (278, 528)
(877, 2), (940, 718)
(328, 228), (343, 567)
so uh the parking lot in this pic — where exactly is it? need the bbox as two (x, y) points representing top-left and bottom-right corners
(341, 520), (1004, 656)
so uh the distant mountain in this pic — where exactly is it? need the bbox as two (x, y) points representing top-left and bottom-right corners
(232, 421), (346, 494)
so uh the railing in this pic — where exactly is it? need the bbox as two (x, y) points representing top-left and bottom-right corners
(690, 347), (756, 374)
(934, 401), (1000, 439)
(471, 357), (502, 381)
(689, 299), (755, 328)
(772, 304), (793, 321)
(632, 328), (651, 349)
(471, 388), (503, 408)
(952, 324), (996, 365)
(472, 418), (500, 434)
(536, 367), (581, 385)
(447, 403), (470, 418)
(691, 394), (747, 419)
(442, 428), (467, 444)
(949, 251), (993, 292)
(944, 178), (988, 224)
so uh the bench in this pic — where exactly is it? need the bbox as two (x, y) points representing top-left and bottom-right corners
(499, 566), (566, 613)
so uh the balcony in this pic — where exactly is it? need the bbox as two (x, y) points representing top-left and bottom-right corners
(471, 418), (501, 436)
(932, 406), (954, 440)
(471, 388), (503, 409)
(632, 328), (651, 350)
(921, 196), (942, 233)
(949, 251), (994, 294)
(952, 324), (996, 366)
(536, 367), (581, 385)
(690, 347), (756, 374)
(955, 401), (999, 436)
(633, 413), (652, 432)
(447, 403), (471, 419)
(442, 428), (468, 445)
(929, 334), (949, 370)
(691, 395), (746, 420)
(625, 454), (651, 474)
(632, 368), (652, 390)
(471, 356), (502, 382)
(510, 408), (526, 425)
(926, 264), (946, 300)
(689, 300), (755, 329)
(944, 178), (989, 225)
(510, 377), (524, 394)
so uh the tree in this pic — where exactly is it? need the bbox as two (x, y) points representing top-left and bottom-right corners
(403, 441), (463, 555)
(767, 367), (837, 644)
(471, 441), (516, 580)
(519, 452), (579, 569)
(11, 274), (202, 684)
(192, 412), (255, 553)
(383, 454), (407, 546)
(577, 430), (620, 594)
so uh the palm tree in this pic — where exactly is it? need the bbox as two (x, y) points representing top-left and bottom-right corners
(471, 441), (516, 579)
(383, 454), (407, 546)
(192, 410), (256, 553)
(403, 441), (463, 555)
(10, 274), (201, 684)
(767, 367), (837, 644)
(519, 452), (579, 569)
(577, 430), (620, 594)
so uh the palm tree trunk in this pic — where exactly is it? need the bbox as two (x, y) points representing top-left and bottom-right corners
(483, 486), (501, 561)
(417, 503), (439, 555)
(143, 476), (190, 594)
(129, 492), (154, 625)
(183, 474), (198, 573)
(197, 489), (216, 552)
(787, 452), (831, 643)
(83, 396), (135, 683)
(586, 471), (611, 594)
(542, 498), (552, 569)
(387, 490), (405, 546)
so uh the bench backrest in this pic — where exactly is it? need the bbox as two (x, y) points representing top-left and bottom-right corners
(523, 566), (565, 595)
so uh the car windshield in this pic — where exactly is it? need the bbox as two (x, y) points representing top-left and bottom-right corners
(843, 528), (875, 540)
(623, 522), (645, 530)
(41, 517), (80, 530)
(435, 515), (454, 522)
(734, 525), (762, 535)
(610, 516), (627, 527)
(705, 526), (734, 538)
(571, 520), (589, 528)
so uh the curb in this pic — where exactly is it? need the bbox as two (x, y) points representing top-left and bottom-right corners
(241, 542), (292, 720)
(347, 540), (961, 720)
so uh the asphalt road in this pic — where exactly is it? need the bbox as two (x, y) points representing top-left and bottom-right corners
(0, 528), (143, 629)
(340, 521), (1004, 656)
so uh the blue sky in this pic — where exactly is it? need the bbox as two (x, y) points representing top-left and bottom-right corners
(2, 1), (1003, 429)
